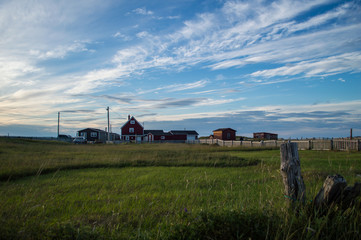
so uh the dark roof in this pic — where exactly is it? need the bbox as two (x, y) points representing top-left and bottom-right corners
(144, 130), (172, 136)
(213, 128), (236, 132)
(77, 128), (106, 133)
(254, 132), (277, 135)
(169, 130), (198, 135)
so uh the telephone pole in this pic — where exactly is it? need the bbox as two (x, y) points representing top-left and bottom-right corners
(106, 107), (110, 141)
(57, 112), (60, 138)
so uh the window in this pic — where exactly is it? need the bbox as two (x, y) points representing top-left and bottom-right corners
(126, 136), (129, 140)
(161, 136), (165, 140)
(91, 132), (97, 138)
(130, 120), (135, 124)
(227, 133), (231, 139)
(129, 128), (134, 133)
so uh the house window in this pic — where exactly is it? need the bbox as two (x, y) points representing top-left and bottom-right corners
(129, 128), (134, 133)
(130, 120), (135, 124)
(126, 136), (129, 140)
(91, 132), (97, 138)
(161, 136), (165, 140)
(227, 133), (231, 139)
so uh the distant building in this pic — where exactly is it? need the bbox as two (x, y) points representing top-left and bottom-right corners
(212, 128), (236, 140)
(253, 132), (278, 140)
(77, 128), (120, 143)
(121, 116), (198, 142)
(121, 115), (144, 142)
(169, 130), (198, 141)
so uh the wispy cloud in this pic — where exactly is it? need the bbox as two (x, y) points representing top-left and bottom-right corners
(250, 52), (361, 78)
(30, 41), (92, 59)
(137, 79), (208, 94)
(132, 7), (154, 16)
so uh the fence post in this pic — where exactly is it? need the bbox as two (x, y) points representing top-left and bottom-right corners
(280, 142), (306, 207)
(330, 139), (333, 150)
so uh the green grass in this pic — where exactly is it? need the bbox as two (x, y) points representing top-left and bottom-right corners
(0, 138), (360, 239)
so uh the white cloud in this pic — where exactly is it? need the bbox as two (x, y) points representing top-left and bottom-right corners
(137, 80), (208, 94)
(113, 32), (131, 41)
(250, 52), (361, 78)
(30, 42), (91, 59)
(133, 7), (154, 15)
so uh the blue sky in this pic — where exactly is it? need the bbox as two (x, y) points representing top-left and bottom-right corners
(0, 0), (361, 138)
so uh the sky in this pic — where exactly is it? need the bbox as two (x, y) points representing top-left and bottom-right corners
(0, 0), (361, 139)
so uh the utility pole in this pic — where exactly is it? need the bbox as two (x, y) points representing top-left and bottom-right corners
(107, 107), (110, 141)
(57, 112), (60, 138)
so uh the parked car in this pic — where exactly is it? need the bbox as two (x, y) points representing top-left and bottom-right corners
(73, 136), (86, 144)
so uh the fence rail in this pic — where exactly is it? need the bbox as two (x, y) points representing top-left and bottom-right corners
(186, 139), (361, 151)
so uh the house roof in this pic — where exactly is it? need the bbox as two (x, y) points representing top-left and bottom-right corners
(169, 130), (198, 135)
(121, 116), (144, 129)
(213, 128), (236, 132)
(144, 130), (165, 135)
(77, 128), (106, 133)
(254, 132), (277, 135)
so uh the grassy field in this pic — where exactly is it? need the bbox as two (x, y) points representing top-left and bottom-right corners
(0, 138), (360, 239)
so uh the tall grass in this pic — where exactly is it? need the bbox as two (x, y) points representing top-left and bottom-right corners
(0, 138), (360, 239)
(0, 138), (259, 181)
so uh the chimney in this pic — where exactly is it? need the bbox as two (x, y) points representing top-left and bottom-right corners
(128, 115), (130, 120)
(350, 128), (353, 140)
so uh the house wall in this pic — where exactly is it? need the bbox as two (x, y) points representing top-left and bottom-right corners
(121, 117), (144, 141)
(213, 131), (223, 140)
(122, 121), (143, 135)
(213, 130), (236, 140)
(78, 129), (106, 142)
(187, 134), (197, 141)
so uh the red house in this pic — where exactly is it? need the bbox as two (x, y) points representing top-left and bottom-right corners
(121, 115), (144, 142)
(212, 128), (236, 140)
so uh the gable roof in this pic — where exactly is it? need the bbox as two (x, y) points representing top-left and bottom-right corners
(77, 128), (106, 133)
(213, 128), (236, 132)
(169, 130), (198, 135)
(121, 116), (144, 130)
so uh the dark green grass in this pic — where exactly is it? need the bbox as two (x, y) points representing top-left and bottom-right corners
(0, 138), (259, 181)
(0, 138), (360, 239)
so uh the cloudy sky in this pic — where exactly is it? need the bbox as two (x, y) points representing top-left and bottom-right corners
(0, 0), (360, 138)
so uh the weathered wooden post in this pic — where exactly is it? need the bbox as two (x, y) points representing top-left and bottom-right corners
(314, 174), (361, 209)
(280, 142), (306, 207)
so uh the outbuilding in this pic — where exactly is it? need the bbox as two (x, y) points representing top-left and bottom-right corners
(253, 132), (278, 140)
(212, 128), (236, 140)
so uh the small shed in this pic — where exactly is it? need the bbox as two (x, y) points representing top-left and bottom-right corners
(212, 128), (236, 140)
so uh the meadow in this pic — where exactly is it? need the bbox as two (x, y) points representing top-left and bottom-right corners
(0, 137), (360, 239)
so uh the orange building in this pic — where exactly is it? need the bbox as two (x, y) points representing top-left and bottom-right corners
(212, 128), (236, 140)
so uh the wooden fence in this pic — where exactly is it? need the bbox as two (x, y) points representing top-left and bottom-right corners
(186, 139), (361, 151)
